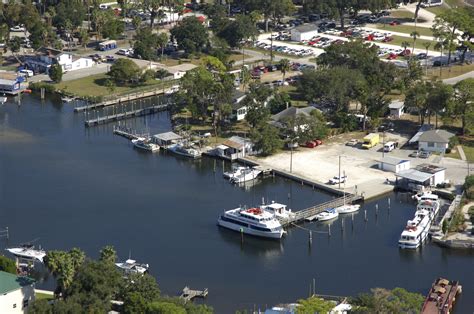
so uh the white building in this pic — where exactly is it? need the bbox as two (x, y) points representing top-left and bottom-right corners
(231, 89), (248, 121)
(0, 271), (35, 313)
(26, 47), (93, 73)
(378, 156), (410, 173)
(388, 101), (404, 118)
(396, 164), (446, 191)
(290, 24), (318, 42)
(418, 129), (454, 153)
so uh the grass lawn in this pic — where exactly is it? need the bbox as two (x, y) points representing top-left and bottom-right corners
(387, 35), (436, 50)
(446, 148), (462, 160)
(425, 0), (465, 14)
(55, 74), (167, 97)
(390, 10), (417, 20)
(374, 24), (433, 37)
(36, 292), (54, 301)
(462, 145), (474, 162)
(425, 63), (474, 80)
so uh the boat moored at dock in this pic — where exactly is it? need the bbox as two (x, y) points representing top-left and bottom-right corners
(168, 143), (202, 159)
(230, 168), (261, 184)
(398, 209), (431, 249)
(306, 208), (339, 222)
(421, 278), (462, 314)
(335, 204), (360, 214)
(223, 165), (247, 179)
(115, 258), (149, 274)
(217, 206), (285, 239)
(6, 245), (46, 263)
(131, 137), (160, 152)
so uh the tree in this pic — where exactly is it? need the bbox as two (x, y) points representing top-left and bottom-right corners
(279, 58), (290, 82)
(99, 245), (117, 264)
(102, 12), (125, 39)
(132, 16), (142, 30)
(251, 124), (282, 156)
(410, 31), (419, 55)
(296, 296), (334, 314)
(120, 273), (160, 302)
(157, 32), (169, 59)
(405, 81), (430, 124)
(53, 0), (86, 30)
(453, 78), (474, 135)
(134, 27), (159, 60)
(353, 287), (424, 313)
(401, 41), (410, 54)
(123, 292), (147, 314)
(170, 17), (209, 54)
(141, 0), (163, 29)
(49, 64), (63, 83)
(216, 14), (257, 48)
(268, 91), (290, 114)
(147, 301), (187, 314)
(44, 248), (85, 295)
(426, 81), (453, 128)
(241, 66), (251, 92)
(108, 59), (141, 85)
(0, 255), (16, 274)
(422, 42), (431, 74)
(8, 36), (21, 54)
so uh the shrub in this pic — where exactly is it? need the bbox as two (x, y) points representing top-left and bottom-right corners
(449, 136), (460, 149)
(29, 82), (56, 93)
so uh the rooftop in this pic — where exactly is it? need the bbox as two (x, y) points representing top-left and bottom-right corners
(409, 124), (433, 144)
(0, 271), (35, 295)
(416, 163), (446, 174)
(395, 169), (433, 183)
(389, 101), (404, 109)
(293, 24), (318, 33)
(153, 131), (182, 141)
(36, 47), (65, 57)
(418, 129), (455, 143)
(271, 106), (316, 122)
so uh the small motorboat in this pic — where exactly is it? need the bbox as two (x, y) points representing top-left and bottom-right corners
(131, 137), (160, 152)
(6, 244), (46, 263)
(335, 204), (360, 214)
(313, 208), (339, 222)
(223, 165), (247, 179)
(115, 258), (149, 275)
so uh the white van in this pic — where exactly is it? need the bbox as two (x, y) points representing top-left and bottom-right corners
(19, 69), (34, 77)
(383, 141), (396, 152)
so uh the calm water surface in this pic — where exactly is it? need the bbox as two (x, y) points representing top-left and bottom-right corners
(0, 95), (472, 313)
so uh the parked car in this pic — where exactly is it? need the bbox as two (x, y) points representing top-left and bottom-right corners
(346, 139), (358, 146)
(409, 151), (420, 158)
(416, 53), (428, 60)
(329, 175), (348, 185)
(10, 25), (25, 32)
(382, 36), (394, 42)
(286, 142), (299, 149)
(18, 69), (34, 77)
(105, 55), (116, 62)
(389, 20), (400, 26)
(117, 48), (129, 56)
(305, 141), (317, 148)
(419, 151), (432, 159)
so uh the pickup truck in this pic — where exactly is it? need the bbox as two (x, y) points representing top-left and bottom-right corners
(329, 175), (347, 185)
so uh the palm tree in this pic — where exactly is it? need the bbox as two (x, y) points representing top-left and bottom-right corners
(434, 41), (445, 77)
(99, 245), (117, 264)
(422, 42), (431, 75)
(410, 31), (419, 56)
(279, 58), (290, 82)
(241, 66), (250, 91)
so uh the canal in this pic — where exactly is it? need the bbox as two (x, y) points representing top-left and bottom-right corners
(0, 95), (472, 312)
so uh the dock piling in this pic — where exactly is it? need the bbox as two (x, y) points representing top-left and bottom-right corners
(328, 224), (331, 237)
(364, 210), (368, 222)
(309, 230), (312, 246)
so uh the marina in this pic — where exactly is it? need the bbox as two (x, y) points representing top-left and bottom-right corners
(84, 103), (170, 126)
(0, 96), (472, 313)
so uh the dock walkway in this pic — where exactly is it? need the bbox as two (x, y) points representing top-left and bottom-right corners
(180, 286), (208, 303)
(85, 104), (169, 127)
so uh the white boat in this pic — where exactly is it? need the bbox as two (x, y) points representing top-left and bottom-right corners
(260, 201), (295, 221)
(131, 137), (160, 152)
(115, 258), (149, 274)
(335, 204), (360, 214)
(230, 168), (261, 184)
(307, 208), (339, 222)
(217, 206), (285, 239)
(6, 245), (46, 263)
(398, 209), (431, 249)
(168, 143), (201, 158)
(0, 95), (7, 104)
(417, 198), (440, 218)
(223, 165), (247, 179)
(62, 96), (75, 103)
(412, 191), (439, 202)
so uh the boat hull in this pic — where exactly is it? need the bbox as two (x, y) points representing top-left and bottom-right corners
(217, 218), (283, 239)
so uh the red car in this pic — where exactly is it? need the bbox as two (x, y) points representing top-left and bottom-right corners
(365, 34), (374, 41)
(399, 49), (411, 57)
(387, 53), (398, 60)
(305, 141), (318, 148)
(389, 20), (400, 26)
(382, 36), (394, 42)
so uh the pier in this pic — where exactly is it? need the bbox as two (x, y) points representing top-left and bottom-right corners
(85, 104), (169, 127)
(112, 125), (149, 140)
(179, 286), (208, 303)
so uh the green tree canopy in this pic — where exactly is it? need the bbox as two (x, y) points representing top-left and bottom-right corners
(0, 255), (16, 274)
(453, 78), (474, 135)
(134, 27), (159, 60)
(170, 17), (209, 54)
(296, 296), (334, 314)
(49, 63), (63, 83)
(108, 59), (142, 85)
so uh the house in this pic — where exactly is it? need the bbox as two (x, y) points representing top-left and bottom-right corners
(0, 271), (35, 313)
(150, 63), (196, 80)
(418, 129), (455, 153)
(378, 156), (410, 173)
(408, 124), (432, 146)
(388, 101), (404, 118)
(213, 136), (255, 160)
(153, 131), (182, 148)
(270, 106), (317, 129)
(0, 72), (26, 95)
(231, 89), (248, 121)
(395, 164), (446, 191)
(25, 47), (94, 73)
(290, 24), (318, 42)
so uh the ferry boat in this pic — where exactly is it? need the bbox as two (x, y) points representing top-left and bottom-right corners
(168, 143), (201, 159)
(306, 208), (339, 222)
(230, 168), (261, 184)
(217, 206), (285, 239)
(115, 258), (149, 274)
(131, 137), (160, 152)
(223, 165), (247, 179)
(421, 278), (462, 314)
(6, 245), (46, 263)
(335, 204), (360, 214)
(398, 209), (431, 249)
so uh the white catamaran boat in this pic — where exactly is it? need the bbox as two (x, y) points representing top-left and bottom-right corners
(217, 206), (285, 239)
(168, 143), (201, 159)
(115, 258), (149, 274)
(398, 209), (431, 249)
(306, 208), (339, 222)
(230, 168), (261, 184)
(6, 245), (46, 263)
(223, 165), (247, 179)
(131, 137), (160, 152)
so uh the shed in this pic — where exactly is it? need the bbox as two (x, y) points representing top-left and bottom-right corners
(290, 24), (318, 42)
(378, 156), (410, 173)
(153, 131), (182, 147)
(418, 129), (455, 153)
(212, 136), (255, 160)
(395, 164), (446, 191)
(0, 271), (36, 313)
(388, 101), (404, 118)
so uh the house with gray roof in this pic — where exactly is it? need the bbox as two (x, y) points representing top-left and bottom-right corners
(0, 271), (36, 313)
(418, 129), (455, 153)
(270, 106), (317, 129)
(230, 89), (248, 121)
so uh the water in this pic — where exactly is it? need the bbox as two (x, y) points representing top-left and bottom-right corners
(0, 95), (472, 313)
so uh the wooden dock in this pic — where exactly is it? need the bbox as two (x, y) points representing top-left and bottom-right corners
(74, 83), (178, 112)
(279, 194), (362, 227)
(112, 125), (149, 140)
(85, 104), (169, 127)
(179, 286), (208, 303)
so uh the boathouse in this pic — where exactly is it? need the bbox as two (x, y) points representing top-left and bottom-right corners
(395, 164), (446, 191)
(0, 271), (36, 313)
(213, 136), (255, 160)
(378, 156), (410, 173)
(0, 72), (26, 95)
(153, 131), (182, 148)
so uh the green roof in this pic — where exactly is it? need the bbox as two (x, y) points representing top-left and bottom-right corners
(0, 271), (35, 294)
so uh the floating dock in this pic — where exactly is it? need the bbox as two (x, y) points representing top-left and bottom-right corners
(85, 104), (169, 127)
(180, 286), (208, 303)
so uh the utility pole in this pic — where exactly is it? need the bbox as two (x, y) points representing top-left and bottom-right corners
(382, 131), (385, 158)
(338, 155), (341, 189)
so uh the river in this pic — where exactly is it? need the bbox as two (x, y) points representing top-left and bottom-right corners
(0, 95), (472, 313)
